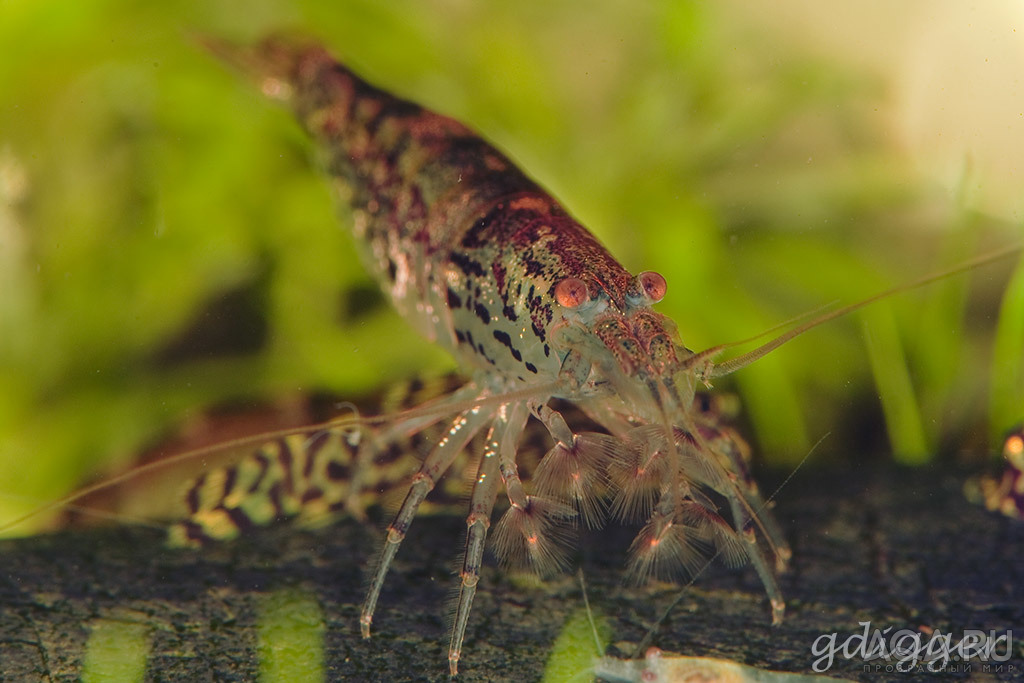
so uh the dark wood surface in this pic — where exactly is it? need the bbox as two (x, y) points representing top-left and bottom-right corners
(1, 463), (1022, 682)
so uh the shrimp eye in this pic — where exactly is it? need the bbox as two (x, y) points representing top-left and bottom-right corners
(555, 277), (590, 308)
(636, 271), (667, 303)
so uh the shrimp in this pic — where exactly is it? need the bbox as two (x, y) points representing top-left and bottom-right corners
(195, 37), (1021, 675)
(563, 568), (856, 682)
(3, 35), (1016, 677)
(595, 648), (857, 683)
(197, 36), (801, 675)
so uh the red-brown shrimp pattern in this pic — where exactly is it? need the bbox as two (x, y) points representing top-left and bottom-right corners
(204, 36), (794, 675)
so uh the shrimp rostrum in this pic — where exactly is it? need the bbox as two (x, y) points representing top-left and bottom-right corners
(199, 36), (943, 675)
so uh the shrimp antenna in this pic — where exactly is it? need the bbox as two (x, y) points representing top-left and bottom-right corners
(578, 569), (605, 657)
(706, 243), (1021, 379)
(0, 419), (362, 535)
(0, 379), (561, 535)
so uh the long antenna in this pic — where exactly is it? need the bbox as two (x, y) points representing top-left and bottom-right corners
(707, 244), (1021, 379)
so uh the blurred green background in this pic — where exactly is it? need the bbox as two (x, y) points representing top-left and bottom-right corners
(1, 0), (1022, 534)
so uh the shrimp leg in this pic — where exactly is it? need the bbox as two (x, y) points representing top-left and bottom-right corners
(531, 403), (623, 529)
(491, 404), (575, 575)
(719, 448), (791, 573)
(692, 415), (792, 570)
(679, 419), (788, 623)
(360, 402), (492, 638)
(449, 401), (527, 675)
(725, 493), (786, 624)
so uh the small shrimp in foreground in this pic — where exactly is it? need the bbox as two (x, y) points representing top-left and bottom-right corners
(563, 572), (856, 683)
(594, 648), (856, 683)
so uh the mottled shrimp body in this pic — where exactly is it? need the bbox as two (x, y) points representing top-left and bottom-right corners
(238, 40), (686, 392)
(213, 37), (788, 675)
